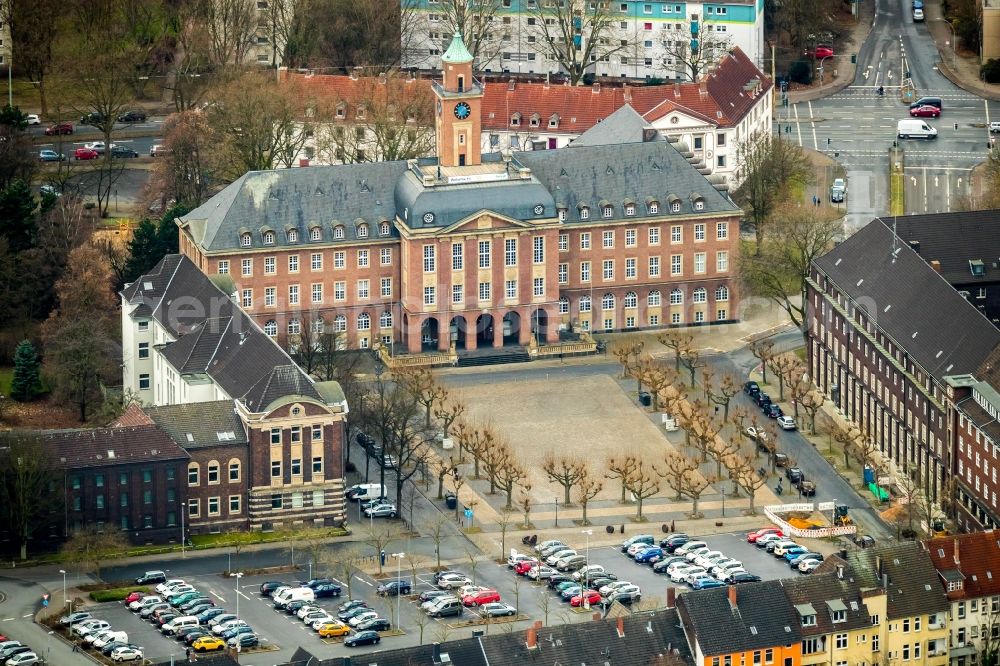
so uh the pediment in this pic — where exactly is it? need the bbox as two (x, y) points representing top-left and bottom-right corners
(442, 209), (533, 234)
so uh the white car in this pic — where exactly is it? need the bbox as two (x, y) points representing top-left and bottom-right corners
(74, 619), (110, 636)
(599, 580), (632, 596)
(693, 551), (726, 568)
(755, 533), (784, 547)
(25, 114), (41, 125)
(545, 549), (576, 566)
(744, 426), (769, 442)
(310, 616), (335, 630)
(776, 415), (797, 430)
(213, 619), (248, 635)
(84, 141), (114, 154)
(156, 579), (186, 595)
(129, 595), (163, 611)
(682, 566), (708, 584)
(991, 121), (1000, 134)
(626, 542), (650, 557)
(110, 646), (143, 662)
(348, 610), (379, 627)
(572, 565), (605, 582)
(6, 652), (39, 666)
(437, 573), (471, 589)
(674, 540), (707, 555)
(534, 540), (563, 553)
(303, 611), (332, 626)
(684, 546), (711, 563)
(296, 605), (320, 619)
(772, 541), (800, 557)
(799, 559), (822, 574)
(712, 560), (744, 578)
(668, 564), (695, 583)
(456, 585), (486, 598)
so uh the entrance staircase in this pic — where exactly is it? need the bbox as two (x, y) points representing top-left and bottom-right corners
(456, 346), (531, 367)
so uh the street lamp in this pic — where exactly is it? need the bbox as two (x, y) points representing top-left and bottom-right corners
(931, 18), (957, 69)
(59, 569), (67, 611)
(180, 499), (195, 558)
(391, 552), (405, 629)
(581, 530), (593, 609)
(230, 572), (243, 618)
(819, 56), (832, 85)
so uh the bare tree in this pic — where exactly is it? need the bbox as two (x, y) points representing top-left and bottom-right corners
(748, 337), (776, 383)
(364, 523), (402, 575)
(635, 357), (677, 412)
(679, 347), (706, 388)
(427, 514), (451, 570)
(574, 464), (603, 526)
(60, 525), (131, 580)
(0, 432), (60, 560)
(766, 353), (800, 401)
(707, 373), (740, 420)
(415, 0), (505, 67)
(525, 0), (632, 85)
(732, 457), (767, 515)
(622, 458), (660, 521)
(433, 396), (466, 441)
(606, 454), (639, 504)
(659, 18), (733, 81)
(657, 330), (694, 372)
(542, 455), (585, 505)
(657, 452), (709, 518)
(196, 0), (259, 67)
(798, 388), (826, 435)
(494, 443), (529, 510)
(610, 336), (644, 385)
(396, 368), (448, 430)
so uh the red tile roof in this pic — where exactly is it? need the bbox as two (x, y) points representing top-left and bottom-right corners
(283, 47), (770, 134)
(925, 532), (1000, 599)
(112, 403), (155, 427)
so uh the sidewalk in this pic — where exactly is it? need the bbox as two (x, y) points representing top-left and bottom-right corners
(925, 0), (1000, 101)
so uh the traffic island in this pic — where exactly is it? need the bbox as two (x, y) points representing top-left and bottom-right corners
(889, 146), (906, 216)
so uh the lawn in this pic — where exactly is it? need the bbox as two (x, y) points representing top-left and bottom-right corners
(889, 169), (905, 216)
(0, 367), (11, 396)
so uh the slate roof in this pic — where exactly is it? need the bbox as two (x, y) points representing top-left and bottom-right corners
(180, 162), (408, 252)
(284, 637), (489, 666)
(813, 219), (1000, 381)
(925, 532), (1000, 600)
(123, 255), (327, 412)
(781, 571), (872, 637)
(144, 401), (247, 449)
(886, 210), (1000, 286)
(843, 541), (950, 618)
(40, 425), (189, 468)
(677, 580), (802, 656)
(518, 139), (740, 222)
(570, 104), (663, 148)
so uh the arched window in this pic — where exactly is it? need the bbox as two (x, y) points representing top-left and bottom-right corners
(648, 201), (659, 214)
(288, 318), (301, 334)
(580, 207), (590, 220)
(648, 290), (661, 306)
(558, 297), (569, 314)
(357, 312), (371, 330)
(694, 199), (705, 211)
(671, 201), (681, 213)
(379, 221), (391, 236)
(602, 293), (615, 311)
(379, 311), (393, 328)
(602, 206), (613, 219)
(579, 295), (591, 312)
(357, 224), (369, 238)
(240, 233), (252, 247)
(263, 231), (275, 245)
(333, 225), (345, 239)
(228, 459), (241, 482)
(693, 287), (707, 303)
(288, 229), (299, 243)
(310, 227), (322, 241)
(624, 204), (636, 216)
(264, 320), (277, 336)
(311, 316), (325, 333)
(187, 463), (200, 486)
(333, 315), (347, 332)
(207, 461), (220, 484)
(715, 285), (729, 301)
(669, 288), (683, 305)
(623, 291), (638, 308)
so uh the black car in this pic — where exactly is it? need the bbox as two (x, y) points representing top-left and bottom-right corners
(228, 633), (259, 649)
(339, 606), (372, 622)
(356, 617), (391, 632)
(785, 467), (803, 483)
(756, 393), (771, 407)
(662, 536), (691, 553)
(547, 574), (573, 589)
(377, 580), (411, 596)
(283, 599), (308, 615)
(110, 145), (139, 158)
(344, 630), (380, 647)
(135, 571), (166, 585)
(588, 575), (618, 589)
(338, 599), (367, 614)
(259, 581), (286, 596)
(355, 432), (375, 448)
(764, 403), (783, 418)
(174, 627), (204, 642)
(729, 573), (762, 585)
(118, 110), (147, 122)
(79, 111), (106, 126)
(420, 589), (450, 604)
(743, 381), (760, 395)
(314, 582), (342, 598)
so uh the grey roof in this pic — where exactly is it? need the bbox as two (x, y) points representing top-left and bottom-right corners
(180, 163), (408, 252)
(38, 426), (190, 469)
(125, 255), (330, 412)
(843, 541), (950, 618)
(677, 580), (801, 656)
(518, 139), (739, 222)
(782, 571), (872, 637)
(144, 401), (247, 449)
(886, 210), (1000, 286)
(570, 104), (664, 148)
(813, 219), (1000, 381)
(283, 638), (489, 666)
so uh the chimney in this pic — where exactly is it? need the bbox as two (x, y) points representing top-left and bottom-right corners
(930, 260), (942, 273)
(526, 628), (538, 649)
(544, 73), (550, 89)
(908, 240), (920, 254)
(617, 616), (625, 637)
(432, 643), (442, 662)
(623, 87), (632, 102)
(840, 548), (848, 559)
(699, 80), (708, 97)
(882, 573), (889, 589)
(667, 587), (676, 609)
(534, 620), (543, 630)
(837, 565), (844, 580)
(507, 79), (516, 91)
(673, 82), (681, 97)
(592, 82), (601, 94)
(728, 585), (737, 609)
(954, 538), (960, 566)
(876, 555), (883, 578)
(378, 72), (387, 85)
(350, 67), (361, 81)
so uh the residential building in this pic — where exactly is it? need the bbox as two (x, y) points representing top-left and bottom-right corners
(950, 349), (1000, 530)
(676, 581), (803, 666)
(925, 532), (1000, 666)
(782, 569), (876, 666)
(285, 46), (772, 189)
(983, 0), (1000, 64)
(180, 35), (743, 358)
(807, 218), (1000, 513)
(892, 211), (1000, 327)
(402, 0), (765, 79)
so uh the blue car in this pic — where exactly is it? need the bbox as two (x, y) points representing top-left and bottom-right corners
(634, 546), (665, 563)
(692, 578), (726, 590)
(783, 546), (809, 561)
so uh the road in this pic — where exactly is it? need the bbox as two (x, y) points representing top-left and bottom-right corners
(778, 0), (998, 222)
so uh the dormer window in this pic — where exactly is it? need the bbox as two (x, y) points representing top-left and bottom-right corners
(549, 114), (559, 128)
(802, 614), (817, 627)
(671, 202), (681, 212)
(356, 105), (366, 120)
(380, 221), (391, 236)
(694, 200), (705, 211)
(649, 202), (659, 214)
(558, 209), (567, 221)
(624, 204), (635, 216)
(602, 205), (613, 219)
(288, 229), (299, 243)
(357, 224), (369, 238)
(336, 103), (346, 119)
(971, 259), (986, 276)
(263, 231), (275, 245)
(334, 225), (345, 239)
(511, 112), (521, 126)
(832, 610), (846, 623)
(530, 113), (540, 127)
(241, 233), (252, 247)
(580, 206), (590, 220)
(310, 227), (322, 241)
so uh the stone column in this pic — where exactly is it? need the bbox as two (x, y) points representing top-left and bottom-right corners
(492, 314), (504, 348)
(406, 317), (422, 354)
(438, 318), (450, 352)
(465, 318), (478, 351)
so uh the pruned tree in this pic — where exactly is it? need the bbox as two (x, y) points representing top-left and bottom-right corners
(679, 347), (705, 388)
(364, 522), (402, 575)
(61, 525), (131, 579)
(396, 367), (448, 430)
(494, 442), (529, 509)
(574, 463), (603, 526)
(433, 396), (466, 441)
(0, 432), (60, 560)
(833, 423), (864, 470)
(657, 452), (709, 518)
(610, 336), (645, 385)
(518, 485), (534, 529)
(659, 18), (733, 81)
(798, 389), (825, 434)
(766, 353), (800, 401)
(704, 371), (740, 420)
(657, 330), (694, 372)
(734, 131), (812, 251)
(432, 457), (456, 500)
(622, 458), (660, 520)
(635, 357), (677, 412)
(525, 0), (632, 85)
(606, 454), (639, 504)
(748, 337), (775, 383)
(542, 455), (585, 505)
(732, 457), (767, 514)
(709, 434), (741, 481)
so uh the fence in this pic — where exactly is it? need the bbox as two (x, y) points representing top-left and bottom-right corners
(763, 503), (858, 538)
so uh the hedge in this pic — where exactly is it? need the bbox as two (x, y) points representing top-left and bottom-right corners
(90, 586), (152, 603)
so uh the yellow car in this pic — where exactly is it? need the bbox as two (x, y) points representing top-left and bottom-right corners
(318, 622), (351, 638)
(192, 636), (226, 652)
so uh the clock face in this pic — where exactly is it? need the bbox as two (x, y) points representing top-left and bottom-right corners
(533, 204), (544, 215)
(422, 212), (435, 224)
(454, 102), (471, 120)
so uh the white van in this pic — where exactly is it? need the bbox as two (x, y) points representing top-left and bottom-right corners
(897, 118), (937, 139)
(91, 630), (128, 648)
(162, 616), (199, 635)
(273, 586), (315, 608)
(346, 483), (385, 502)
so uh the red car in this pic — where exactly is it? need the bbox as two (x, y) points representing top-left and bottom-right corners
(124, 591), (144, 604)
(813, 45), (834, 59)
(74, 147), (99, 160)
(909, 104), (940, 118)
(462, 589), (500, 607)
(514, 559), (539, 575)
(747, 527), (783, 543)
(570, 590), (602, 607)
(44, 122), (74, 135)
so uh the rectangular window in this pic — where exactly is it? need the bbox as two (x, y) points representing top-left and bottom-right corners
(581, 261), (591, 282)
(452, 243), (463, 270)
(694, 252), (706, 273)
(717, 222), (729, 240)
(311, 283), (323, 303)
(334, 251), (345, 269)
(188, 499), (199, 517)
(120, 493), (129, 508)
(229, 461), (240, 481)
(625, 258), (636, 279)
(670, 255), (682, 275)
(311, 252), (322, 270)
(312, 456), (323, 473)
(603, 230), (614, 248)
(241, 289), (252, 308)
(288, 255), (299, 272)
(649, 227), (660, 245)
(380, 277), (392, 297)
(559, 234), (568, 251)
(533, 277), (544, 296)
(271, 494), (282, 509)
(558, 263), (568, 284)
(695, 223), (706, 241)
(505, 238), (517, 266)
(288, 284), (299, 305)
(264, 287), (276, 307)
(479, 240), (491, 268)
(357, 249), (369, 267)
(649, 256), (660, 277)
(479, 282), (491, 301)
(217, 260), (229, 274)
(96, 494), (105, 509)
(670, 225), (681, 243)
(96, 474), (104, 488)
(423, 244), (436, 272)
(139, 373), (150, 390)
(717, 251), (729, 272)
(424, 286), (436, 305)
(207, 496), (220, 516)
(271, 460), (281, 478)
(836, 634), (848, 649)
(580, 232), (591, 250)
(625, 228), (636, 247)
(291, 458), (302, 475)
(603, 259), (614, 280)
(264, 256), (275, 274)
(357, 279), (369, 300)
(533, 236), (544, 263)
(229, 495), (241, 514)
(505, 280), (517, 299)
(380, 247), (392, 265)
(452, 284), (463, 303)
(121, 472), (129, 485)
(242, 258), (252, 276)
(138, 341), (150, 359)
(334, 281), (345, 301)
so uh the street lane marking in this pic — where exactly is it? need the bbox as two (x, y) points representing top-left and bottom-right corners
(2, 618), (13, 621)
(21, 614), (32, 618)
(211, 591), (226, 603)
(808, 101), (819, 150)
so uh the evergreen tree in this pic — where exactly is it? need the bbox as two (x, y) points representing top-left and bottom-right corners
(10, 340), (41, 401)
(0, 181), (38, 253)
(122, 205), (187, 286)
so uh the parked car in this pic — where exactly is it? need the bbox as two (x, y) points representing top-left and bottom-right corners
(798, 480), (817, 496)
(652, 557), (687, 574)
(743, 381), (760, 395)
(764, 403), (783, 418)
(462, 589), (500, 607)
(344, 630), (381, 647)
(785, 467), (803, 483)
(756, 393), (771, 407)
(60, 612), (93, 626)
(545, 549), (577, 566)
(661, 535), (690, 552)
(790, 552), (823, 568)
(572, 565), (606, 582)
(729, 572), (762, 584)
(227, 633), (259, 649)
(570, 590), (602, 607)
(782, 546), (810, 561)
(776, 415), (797, 430)
(620, 534), (654, 552)
(692, 577), (726, 590)
(44, 122), (73, 135)
(110, 647), (144, 662)
(508, 553), (536, 569)
(39, 149), (65, 162)
(747, 527), (782, 542)
(799, 559), (823, 574)
(149, 143), (170, 157)
(377, 580), (411, 596)
(990, 121), (1000, 134)
(313, 582), (342, 597)
(80, 111), (106, 126)
(356, 618), (391, 632)
(812, 45), (834, 58)
(364, 502), (397, 518)
(259, 581), (286, 596)
(635, 546), (666, 564)
(25, 114), (41, 125)
(547, 574), (574, 589)
(74, 147), (99, 160)
(347, 610), (380, 628)
(318, 622), (351, 637)
(118, 110), (147, 122)
(136, 570), (167, 585)
(481, 602), (517, 617)
(437, 573), (472, 589)
(514, 559), (540, 575)
(556, 554), (588, 571)
(559, 585), (584, 601)
(192, 636), (226, 652)
(110, 145), (139, 158)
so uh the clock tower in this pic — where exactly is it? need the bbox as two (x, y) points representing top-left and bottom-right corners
(434, 33), (482, 168)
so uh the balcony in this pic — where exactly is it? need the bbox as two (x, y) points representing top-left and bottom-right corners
(431, 78), (484, 98)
